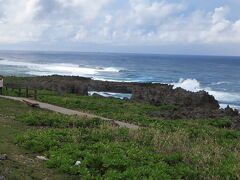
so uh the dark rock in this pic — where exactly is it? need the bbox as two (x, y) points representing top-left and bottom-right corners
(123, 97), (130, 101)
(89, 80), (133, 93)
(131, 83), (219, 109)
(149, 106), (240, 129)
(89, 80), (220, 109)
(224, 105), (239, 116)
(0, 154), (7, 160)
(92, 93), (105, 98)
(149, 106), (239, 120)
(0, 175), (6, 180)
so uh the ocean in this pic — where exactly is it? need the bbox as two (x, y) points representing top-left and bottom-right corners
(0, 50), (239, 110)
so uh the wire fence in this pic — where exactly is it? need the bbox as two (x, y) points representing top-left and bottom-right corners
(1, 83), (63, 99)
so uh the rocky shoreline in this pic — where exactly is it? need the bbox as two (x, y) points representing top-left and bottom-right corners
(5, 75), (240, 129)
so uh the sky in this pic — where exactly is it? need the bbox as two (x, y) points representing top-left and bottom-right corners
(0, 0), (240, 56)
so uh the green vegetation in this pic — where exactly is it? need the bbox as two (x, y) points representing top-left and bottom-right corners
(20, 111), (101, 128)
(2, 86), (60, 98)
(14, 110), (240, 179)
(2, 86), (174, 126)
(1, 86), (240, 179)
(37, 94), (175, 126)
(0, 98), (76, 179)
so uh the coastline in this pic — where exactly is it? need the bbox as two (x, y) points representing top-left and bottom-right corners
(2, 75), (240, 130)
(0, 51), (240, 109)
(3, 74), (240, 112)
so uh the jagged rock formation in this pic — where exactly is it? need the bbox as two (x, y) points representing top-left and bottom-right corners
(89, 81), (220, 109)
(7, 75), (220, 109)
(149, 105), (238, 120)
(88, 80), (134, 93)
(130, 83), (220, 109)
(149, 105), (240, 129)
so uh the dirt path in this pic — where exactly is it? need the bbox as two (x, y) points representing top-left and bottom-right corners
(0, 95), (139, 130)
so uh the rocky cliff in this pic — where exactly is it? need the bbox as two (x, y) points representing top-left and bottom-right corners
(5, 75), (224, 110)
(89, 80), (220, 109)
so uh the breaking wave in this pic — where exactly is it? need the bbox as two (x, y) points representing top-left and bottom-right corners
(172, 78), (240, 110)
(0, 59), (122, 77)
(88, 91), (132, 99)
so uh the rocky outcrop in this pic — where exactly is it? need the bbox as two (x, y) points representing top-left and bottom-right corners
(149, 105), (240, 129)
(149, 106), (239, 120)
(131, 83), (219, 109)
(6, 75), (221, 109)
(89, 81), (220, 109)
(89, 80), (134, 93)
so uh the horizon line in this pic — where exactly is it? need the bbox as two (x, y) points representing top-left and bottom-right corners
(0, 49), (240, 58)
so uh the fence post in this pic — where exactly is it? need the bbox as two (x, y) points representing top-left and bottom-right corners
(34, 90), (37, 99)
(26, 87), (29, 98)
(0, 78), (3, 95)
(18, 88), (21, 97)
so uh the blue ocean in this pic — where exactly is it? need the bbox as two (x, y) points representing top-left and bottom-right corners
(0, 50), (240, 110)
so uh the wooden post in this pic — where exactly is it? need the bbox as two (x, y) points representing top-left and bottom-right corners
(0, 78), (3, 94)
(34, 90), (37, 99)
(18, 88), (21, 97)
(26, 87), (29, 98)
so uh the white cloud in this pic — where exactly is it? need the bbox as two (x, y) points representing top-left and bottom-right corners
(129, 0), (184, 25)
(104, 15), (112, 24)
(0, 0), (44, 42)
(0, 0), (239, 46)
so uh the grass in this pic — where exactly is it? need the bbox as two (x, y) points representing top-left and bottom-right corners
(37, 92), (175, 126)
(2, 86), (174, 126)
(15, 110), (240, 179)
(0, 98), (78, 180)
(1, 86), (240, 179)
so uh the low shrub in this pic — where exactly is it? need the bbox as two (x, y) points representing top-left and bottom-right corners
(207, 118), (232, 128)
(18, 111), (101, 128)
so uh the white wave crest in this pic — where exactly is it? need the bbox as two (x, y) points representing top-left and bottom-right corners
(99, 67), (120, 72)
(172, 78), (240, 109)
(220, 104), (240, 111)
(172, 78), (200, 92)
(211, 81), (229, 85)
(88, 91), (132, 99)
(0, 59), (121, 76)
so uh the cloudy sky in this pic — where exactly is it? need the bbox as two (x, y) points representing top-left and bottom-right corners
(0, 0), (240, 55)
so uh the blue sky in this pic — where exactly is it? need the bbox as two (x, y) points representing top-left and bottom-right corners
(0, 0), (240, 56)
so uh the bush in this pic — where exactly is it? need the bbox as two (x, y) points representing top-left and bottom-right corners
(16, 129), (73, 152)
(208, 119), (232, 128)
(18, 111), (101, 128)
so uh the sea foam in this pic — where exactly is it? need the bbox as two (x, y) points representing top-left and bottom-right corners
(88, 91), (132, 99)
(0, 59), (121, 77)
(172, 78), (240, 110)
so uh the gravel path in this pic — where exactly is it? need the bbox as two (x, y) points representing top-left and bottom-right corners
(0, 95), (139, 130)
